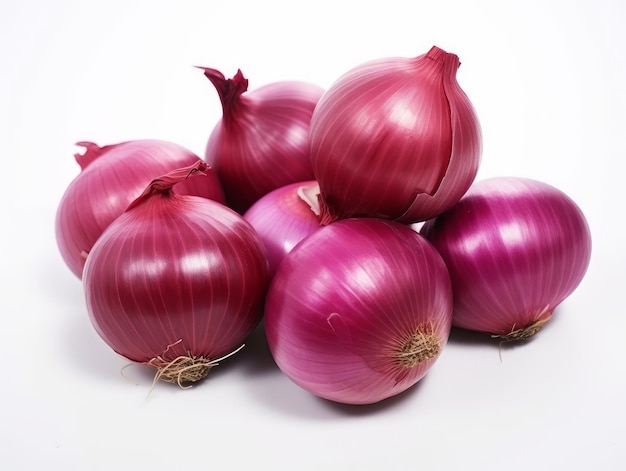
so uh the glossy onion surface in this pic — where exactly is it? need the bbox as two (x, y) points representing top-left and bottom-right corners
(421, 177), (592, 340)
(243, 180), (321, 276)
(310, 45), (482, 224)
(265, 218), (453, 405)
(56, 140), (225, 278)
(83, 173), (269, 369)
(201, 67), (324, 213)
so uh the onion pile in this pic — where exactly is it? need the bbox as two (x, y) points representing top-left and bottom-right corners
(56, 45), (592, 406)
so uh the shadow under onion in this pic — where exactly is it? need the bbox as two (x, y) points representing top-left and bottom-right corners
(317, 374), (430, 416)
(237, 322), (436, 418)
(446, 307), (565, 359)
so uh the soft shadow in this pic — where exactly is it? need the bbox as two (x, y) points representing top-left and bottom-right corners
(241, 332), (433, 419)
(319, 374), (429, 416)
(61, 307), (134, 383)
(39, 251), (130, 383)
(447, 310), (564, 356)
(226, 320), (279, 375)
(246, 375), (428, 420)
(447, 326), (495, 346)
(40, 254), (84, 307)
(61, 314), (273, 388)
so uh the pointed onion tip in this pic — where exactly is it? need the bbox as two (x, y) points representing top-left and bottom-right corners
(125, 160), (208, 211)
(74, 141), (104, 169)
(199, 66), (249, 118)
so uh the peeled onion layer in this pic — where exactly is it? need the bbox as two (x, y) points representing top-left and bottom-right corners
(421, 177), (592, 341)
(243, 180), (322, 276)
(83, 161), (270, 386)
(264, 218), (453, 405)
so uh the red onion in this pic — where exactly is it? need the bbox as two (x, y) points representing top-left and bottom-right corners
(310, 45), (482, 225)
(243, 180), (321, 276)
(83, 161), (269, 386)
(55, 140), (225, 279)
(264, 218), (453, 405)
(200, 67), (324, 213)
(421, 177), (592, 341)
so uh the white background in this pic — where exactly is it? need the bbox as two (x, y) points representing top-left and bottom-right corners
(1, 0), (624, 469)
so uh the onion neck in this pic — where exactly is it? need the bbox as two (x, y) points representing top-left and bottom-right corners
(126, 160), (208, 211)
(198, 66), (249, 123)
(425, 45), (460, 72)
(74, 141), (107, 170)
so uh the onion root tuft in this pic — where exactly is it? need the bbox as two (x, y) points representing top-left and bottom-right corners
(146, 343), (245, 389)
(396, 324), (441, 368)
(492, 316), (550, 343)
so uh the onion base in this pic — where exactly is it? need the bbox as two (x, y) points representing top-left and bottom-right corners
(396, 325), (441, 368)
(492, 317), (550, 343)
(148, 355), (215, 388)
(146, 344), (245, 389)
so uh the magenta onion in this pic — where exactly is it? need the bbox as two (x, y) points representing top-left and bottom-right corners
(421, 177), (592, 341)
(200, 67), (324, 213)
(83, 160), (269, 386)
(243, 180), (321, 276)
(264, 218), (453, 405)
(310, 45), (482, 225)
(56, 140), (225, 279)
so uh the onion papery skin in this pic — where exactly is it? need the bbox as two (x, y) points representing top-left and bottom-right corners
(310, 45), (482, 225)
(55, 140), (225, 279)
(243, 180), (321, 276)
(83, 162), (269, 383)
(264, 218), (453, 405)
(421, 177), (592, 340)
(200, 67), (324, 213)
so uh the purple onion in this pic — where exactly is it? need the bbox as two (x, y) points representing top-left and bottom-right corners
(264, 218), (453, 405)
(421, 176), (592, 341)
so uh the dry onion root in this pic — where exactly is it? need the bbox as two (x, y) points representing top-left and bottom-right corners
(395, 324), (442, 369)
(147, 343), (246, 389)
(492, 317), (551, 362)
(491, 317), (551, 343)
